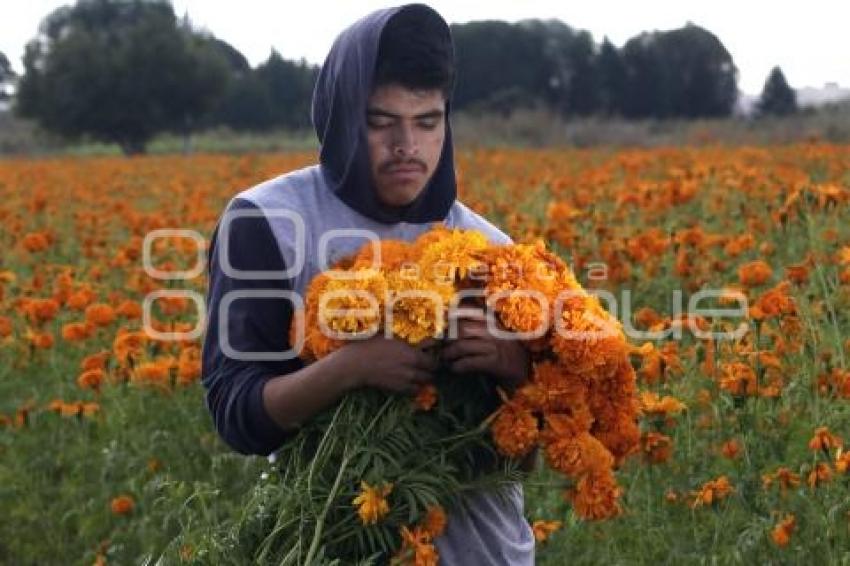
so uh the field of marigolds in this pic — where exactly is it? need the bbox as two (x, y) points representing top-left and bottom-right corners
(1, 143), (849, 564)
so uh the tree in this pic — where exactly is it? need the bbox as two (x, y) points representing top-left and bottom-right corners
(16, 0), (231, 154)
(451, 20), (549, 113)
(596, 38), (627, 115)
(757, 66), (797, 116)
(0, 51), (14, 104)
(659, 24), (738, 118)
(620, 25), (738, 119)
(255, 51), (317, 129)
(621, 32), (673, 118)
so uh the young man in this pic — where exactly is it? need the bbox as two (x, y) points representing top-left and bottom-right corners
(202, 4), (534, 564)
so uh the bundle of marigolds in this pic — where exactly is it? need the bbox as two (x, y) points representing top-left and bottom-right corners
(212, 226), (639, 565)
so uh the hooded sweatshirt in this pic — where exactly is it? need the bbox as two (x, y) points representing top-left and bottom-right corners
(201, 4), (534, 564)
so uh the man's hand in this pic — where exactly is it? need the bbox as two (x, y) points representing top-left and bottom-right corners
(441, 307), (531, 389)
(337, 334), (439, 394)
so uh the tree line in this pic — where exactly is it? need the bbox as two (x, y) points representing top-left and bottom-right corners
(3, 0), (799, 153)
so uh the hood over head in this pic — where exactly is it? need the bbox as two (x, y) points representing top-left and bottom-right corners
(311, 4), (456, 224)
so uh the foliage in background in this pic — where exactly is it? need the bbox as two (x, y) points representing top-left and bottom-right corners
(758, 66), (799, 117)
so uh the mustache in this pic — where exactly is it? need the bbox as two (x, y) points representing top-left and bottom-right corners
(379, 159), (427, 174)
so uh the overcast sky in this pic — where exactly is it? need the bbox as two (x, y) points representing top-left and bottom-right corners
(2, 0), (848, 94)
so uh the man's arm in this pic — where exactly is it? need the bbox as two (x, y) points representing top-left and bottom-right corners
(202, 198), (437, 455)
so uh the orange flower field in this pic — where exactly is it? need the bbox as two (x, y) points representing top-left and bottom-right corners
(1, 144), (849, 563)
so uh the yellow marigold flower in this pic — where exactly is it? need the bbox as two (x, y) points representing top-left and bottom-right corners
(353, 481), (393, 525)
(771, 514), (796, 548)
(531, 520), (563, 543)
(319, 269), (386, 337)
(415, 227), (489, 284)
(385, 271), (452, 344)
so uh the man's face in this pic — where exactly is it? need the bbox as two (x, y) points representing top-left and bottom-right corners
(365, 84), (446, 208)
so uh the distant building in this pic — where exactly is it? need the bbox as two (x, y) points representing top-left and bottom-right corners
(796, 83), (850, 108)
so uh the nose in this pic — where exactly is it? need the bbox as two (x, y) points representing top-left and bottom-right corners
(392, 123), (418, 157)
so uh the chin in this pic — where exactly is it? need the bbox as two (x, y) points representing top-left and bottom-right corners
(377, 182), (427, 207)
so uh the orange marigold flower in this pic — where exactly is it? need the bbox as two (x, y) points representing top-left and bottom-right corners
(531, 519), (563, 543)
(771, 514), (796, 548)
(22, 231), (51, 253)
(422, 505), (447, 538)
(77, 368), (105, 392)
(491, 400), (540, 458)
(738, 260), (773, 287)
(719, 362), (758, 397)
(543, 428), (614, 477)
(176, 346), (201, 385)
(395, 525), (438, 566)
(85, 303), (116, 327)
(641, 432), (672, 464)
(762, 467), (800, 495)
(750, 282), (796, 320)
(633, 307), (663, 329)
(639, 391), (686, 417)
(116, 300), (143, 319)
(807, 463), (833, 489)
(567, 470), (622, 521)
(24, 297), (60, 324)
(110, 495), (135, 516)
(81, 351), (110, 371)
(720, 439), (742, 460)
(690, 476), (734, 508)
(0, 316), (13, 338)
(353, 481), (393, 525)
(808, 426), (843, 453)
(113, 330), (146, 365)
(413, 384), (438, 412)
(26, 328), (54, 349)
(132, 359), (172, 389)
(61, 321), (93, 342)
(66, 287), (96, 310)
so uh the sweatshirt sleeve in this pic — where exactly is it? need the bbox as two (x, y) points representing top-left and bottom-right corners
(201, 197), (305, 456)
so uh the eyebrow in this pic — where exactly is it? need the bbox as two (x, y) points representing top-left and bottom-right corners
(366, 108), (445, 120)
